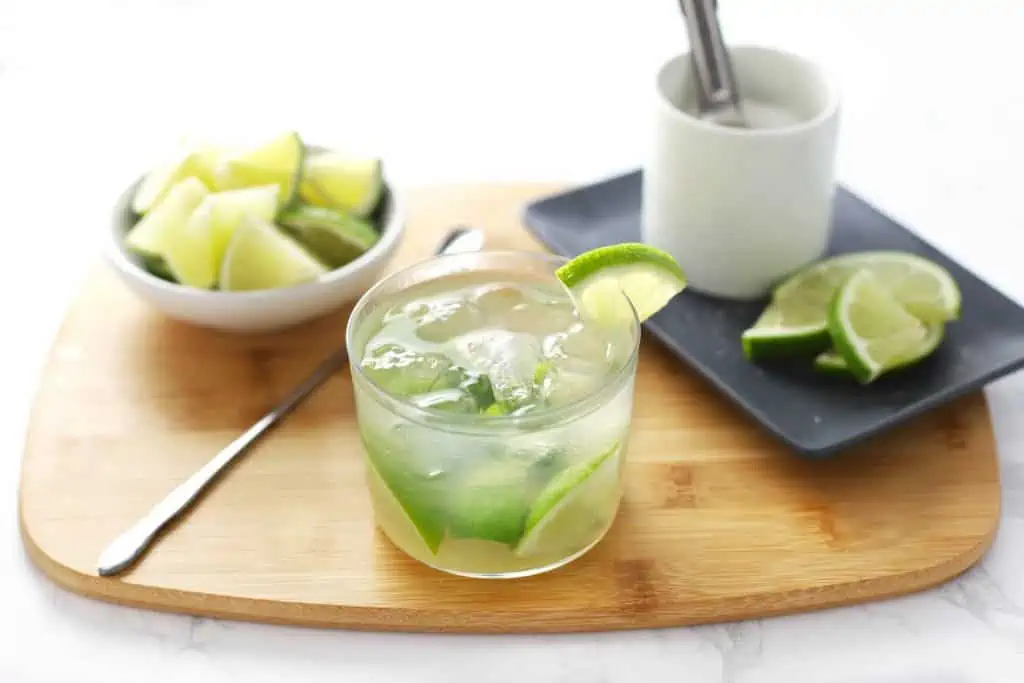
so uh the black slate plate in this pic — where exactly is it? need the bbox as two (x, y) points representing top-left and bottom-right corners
(523, 170), (1024, 457)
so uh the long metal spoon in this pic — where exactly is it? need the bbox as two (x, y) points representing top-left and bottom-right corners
(677, 0), (746, 127)
(97, 225), (486, 577)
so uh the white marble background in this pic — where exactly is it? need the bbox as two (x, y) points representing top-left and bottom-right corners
(4, 0), (1024, 680)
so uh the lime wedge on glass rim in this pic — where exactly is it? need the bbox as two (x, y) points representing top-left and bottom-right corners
(828, 270), (942, 383)
(219, 215), (327, 292)
(742, 251), (961, 360)
(554, 243), (687, 324)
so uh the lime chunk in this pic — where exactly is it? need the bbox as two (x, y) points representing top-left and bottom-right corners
(515, 442), (621, 558)
(217, 132), (305, 209)
(828, 270), (939, 383)
(299, 151), (383, 217)
(131, 146), (222, 214)
(815, 323), (944, 376)
(743, 251), (961, 359)
(203, 185), (280, 266)
(364, 440), (448, 554)
(125, 176), (209, 258)
(218, 215), (327, 291)
(162, 200), (218, 288)
(555, 243), (687, 323)
(446, 457), (531, 546)
(278, 205), (379, 268)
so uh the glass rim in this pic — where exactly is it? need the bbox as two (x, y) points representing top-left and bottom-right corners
(344, 249), (642, 434)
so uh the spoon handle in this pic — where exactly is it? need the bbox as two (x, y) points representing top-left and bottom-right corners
(96, 350), (348, 577)
(97, 225), (484, 578)
(678, 0), (745, 126)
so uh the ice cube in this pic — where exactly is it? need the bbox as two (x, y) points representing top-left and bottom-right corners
(502, 299), (579, 336)
(360, 343), (452, 396)
(542, 321), (613, 371)
(471, 283), (527, 314)
(453, 329), (540, 407)
(410, 388), (480, 414)
(405, 295), (483, 343)
(425, 367), (495, 411)
(539, 364), (607, 407)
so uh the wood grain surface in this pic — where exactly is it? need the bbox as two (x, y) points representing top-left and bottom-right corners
(19, 183), (1001, 633)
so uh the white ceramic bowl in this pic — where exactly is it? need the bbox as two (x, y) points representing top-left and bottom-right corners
(105, 176), (405, 333)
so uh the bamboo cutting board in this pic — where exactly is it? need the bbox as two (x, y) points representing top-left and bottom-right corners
(20, 183), (1001, 633)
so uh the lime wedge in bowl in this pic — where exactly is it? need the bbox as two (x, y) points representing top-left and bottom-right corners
(219, 216), (327, 292)
(125, 176), (209, 259)
(217, 132), (305, 209)
(828, 270), (942, 383)
(299, 151), (383, 218)
(203, 185), (281, 267)
(743, 251), (961, 360)
(555, 243), (687, 324)
(161, 199), (218, 289)
(278, 205), (379, 268)
(131, 145), (222, 213)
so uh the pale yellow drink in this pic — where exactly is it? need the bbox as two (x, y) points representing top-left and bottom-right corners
(346, 252), (639, 578)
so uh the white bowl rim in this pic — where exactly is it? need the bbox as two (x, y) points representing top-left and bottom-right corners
(106, 174), (406, 303)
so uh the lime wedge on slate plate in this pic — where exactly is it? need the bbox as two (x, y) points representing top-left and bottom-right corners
(814, 323), (944, 376)
(742, 251), (961, 360)
(827, 270), (945, 384)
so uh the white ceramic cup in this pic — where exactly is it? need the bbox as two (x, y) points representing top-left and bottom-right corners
(642, 45), (840, 300)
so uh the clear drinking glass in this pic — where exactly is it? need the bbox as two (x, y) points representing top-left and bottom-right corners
(346, 251), (640, 578)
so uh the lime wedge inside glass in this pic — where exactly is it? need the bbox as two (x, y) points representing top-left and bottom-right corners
(364, 454), (447, 555)
(218, 216), (327, 291)
(445, 457), (531, 546)
(515, 441), (621, 558)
